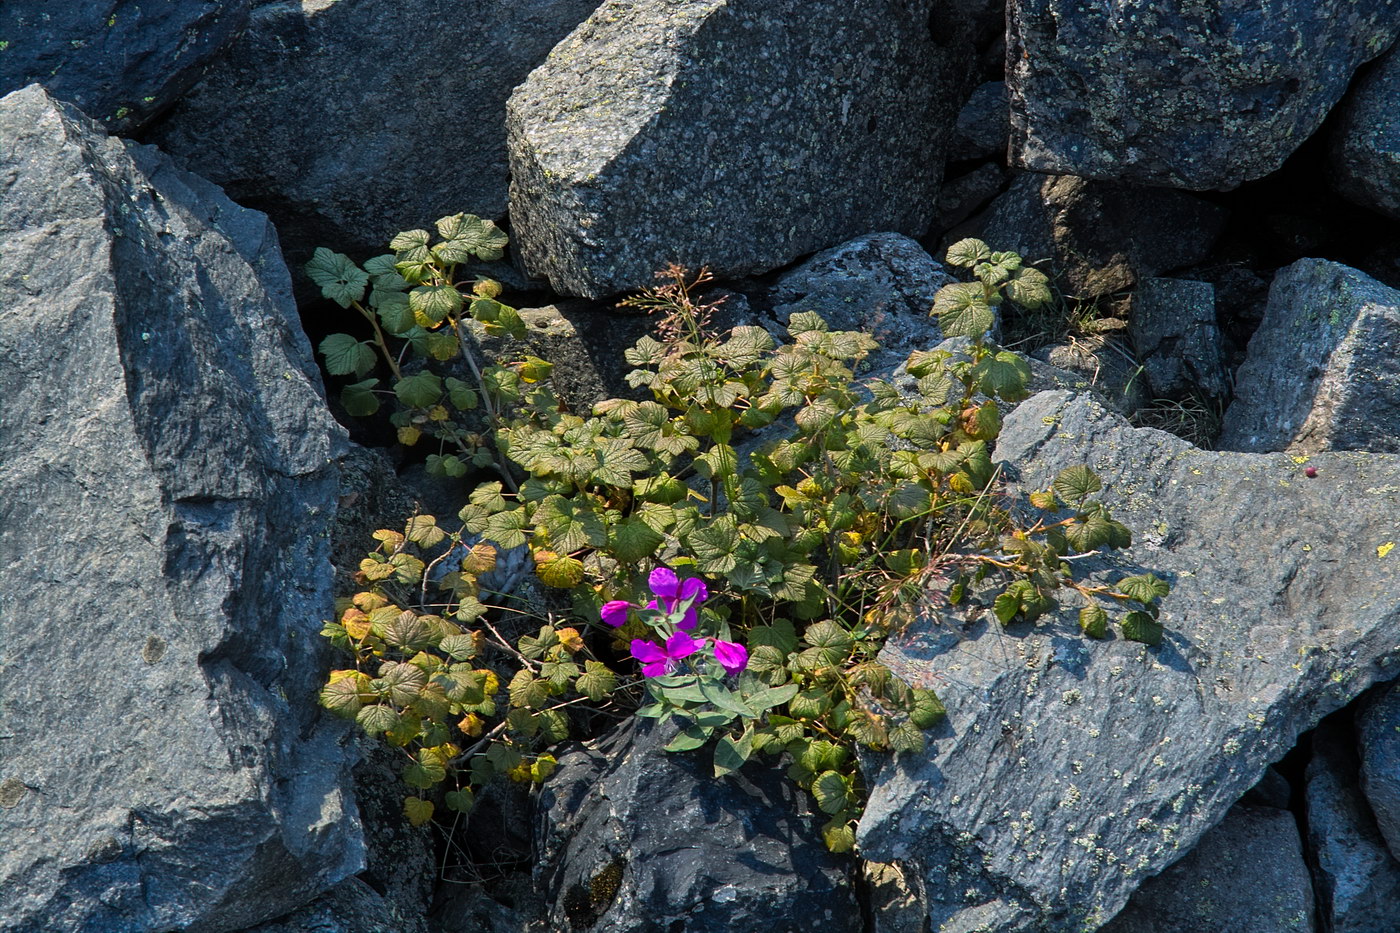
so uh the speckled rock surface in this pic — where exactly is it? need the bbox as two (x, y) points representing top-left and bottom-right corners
(1008, 0), (1400, 189)
(1358, 680), (1400, 860)
(1331, 44), (1400, 222)
(973, 173), (1227, 299)
(859, 390), (1400, 933)
(1306, 724), (1400, 933)
(1219, 259), (1400, 454)
(146, 0), (599, 262)
(506, 0), (957, 297)
(1129, 278), (1227, 399)
(1100, 804), (1315, 933)
(0, 0), (249, 133)
(536, 716), (861, 932)
(0, 85), (359, 933)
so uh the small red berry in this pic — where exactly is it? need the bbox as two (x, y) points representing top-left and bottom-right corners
(1304, 466), (1318, 478)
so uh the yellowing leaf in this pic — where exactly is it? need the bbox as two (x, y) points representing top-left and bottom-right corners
(404, 797), (434, 826)
(557, 627), (585, 653)
(458, 713), (484, 737)
(397, 425), (422, 446)
(1380, 541), (1395, 559)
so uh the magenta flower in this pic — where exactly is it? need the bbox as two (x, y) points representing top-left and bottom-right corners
(713, 639), (748, 676)
(646, 567), (707, 629)
(646, 598), (698, 631)
(600, 600), (631, 627)
(630, 630), (701, 677)
(648, 567), (681, 598)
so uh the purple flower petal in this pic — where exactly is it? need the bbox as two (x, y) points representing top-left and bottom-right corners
(641, 661), (668, 678)
(665, 630), (700, 661)
(631, 639), (666, 666)
(714, 640), (748, 676)
(679, 577), (708, 604)
(648, 567), (680, 599)
(600, 600), (630, 627)
(677, 606), (699, 631)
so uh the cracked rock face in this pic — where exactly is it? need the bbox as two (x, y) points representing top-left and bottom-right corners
(859, 390), (1400, 932)
(507, 0), (959, 298)
(1007, 0), (1400, 189)
(0, 85), (359, 933)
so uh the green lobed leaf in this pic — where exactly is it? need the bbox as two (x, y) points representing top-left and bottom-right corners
(972, 351), (1032, 403)
(1052, 465), (1103, 505)
(320, 333), (378, 377)
(1121, 610), (1164, 646)
(341, 378), (380, 416)
(1079, 605), (1109, 639)
(394, 371), (443, 409)
(409, 284), (463, 324)
(1118, 573), (1170, 605)
(356, 703), (401, 736)
(945, 238), (992, 268)
(812, 771), (851, 815)
(305, 248), (368, 307)
(576, 661), (616, 702)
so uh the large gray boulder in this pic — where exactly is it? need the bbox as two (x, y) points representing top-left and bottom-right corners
(0, 0), (249, 133)
(535, 717), (860, 932)
(859, 390), (1400, 932)
(507, 0), (959, 298)
(1306, 725), (1400, 933)
(1101, 805), (1315, 933)
(1219, 259), (1400, 454)
(972, 173), (1226, 299)
(1007, 0), (1400, 189)
(1330, 44), (1400, 222)
(146, 0), (599, 262)
(0, 85), (359, 932)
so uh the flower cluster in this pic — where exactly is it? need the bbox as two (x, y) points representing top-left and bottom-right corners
(601, 567), (747, 677)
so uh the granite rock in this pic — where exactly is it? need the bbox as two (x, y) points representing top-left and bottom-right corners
(1101, 805), (1315, 933)
(859, 390), (1400, 932)
(1008, 0), (1400, 189)
(1219, 259), (1400, 454)
(146, 0), (599, 262)
(507, 0), (960, 297)
(0, 85), (359, 933)
(0, 0), (249, 133)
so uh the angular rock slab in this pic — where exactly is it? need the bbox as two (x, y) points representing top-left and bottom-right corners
(1220, 259), (1400, 455)
(146, 0), (598, 262)
(0, 86), (359, 932)
(0, 0), (249, 133)
(859, 390), (1400, 933)
(1100, 805), (1315, 933)
(536, 717), (860, 933)
(1007, 0), (1400, 189)
(1330, 44), (1400, 223)
(507, 0), (953, 297)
